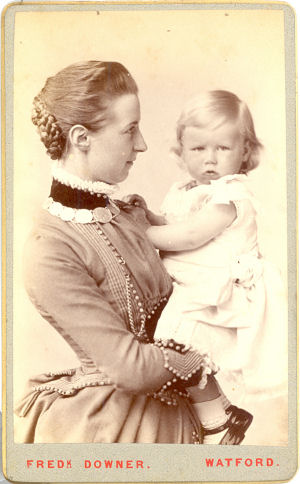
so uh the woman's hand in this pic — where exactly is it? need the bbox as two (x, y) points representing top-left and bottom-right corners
(123, 194), (148, 211)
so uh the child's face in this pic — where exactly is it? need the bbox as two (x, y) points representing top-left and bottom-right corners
(181, 121), (246, 184)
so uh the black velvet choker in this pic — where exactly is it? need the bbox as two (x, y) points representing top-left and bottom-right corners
(50, 179), (109, 210)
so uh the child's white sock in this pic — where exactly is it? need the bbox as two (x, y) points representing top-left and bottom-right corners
(202, 428), (228, 444)
(192, 396), (230, 444)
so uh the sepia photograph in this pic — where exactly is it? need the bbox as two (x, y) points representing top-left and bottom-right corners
(2, 1), (297, 482)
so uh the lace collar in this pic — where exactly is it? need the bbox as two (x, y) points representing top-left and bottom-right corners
(51, 161), (119, 196)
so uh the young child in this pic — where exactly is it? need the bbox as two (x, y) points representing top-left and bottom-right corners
(128, 90), (287, 444)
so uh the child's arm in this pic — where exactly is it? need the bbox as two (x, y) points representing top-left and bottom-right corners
(147, 203), (237, 251)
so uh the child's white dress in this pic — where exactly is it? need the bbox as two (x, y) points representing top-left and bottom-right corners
(155, 174), (287, 400)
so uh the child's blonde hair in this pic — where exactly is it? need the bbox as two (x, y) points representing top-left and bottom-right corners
(173, 90), (263, 173)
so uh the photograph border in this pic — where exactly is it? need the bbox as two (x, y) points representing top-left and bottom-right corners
(2, 1), (298, 482)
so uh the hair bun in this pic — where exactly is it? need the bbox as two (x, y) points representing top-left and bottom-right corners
(32, 61), (138, 160)
(32, 96), (65, 160)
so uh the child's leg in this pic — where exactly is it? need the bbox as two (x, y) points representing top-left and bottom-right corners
(188, 375), (230, 443)
(214, 377), (231, 410)
(188, 375), (253, 444)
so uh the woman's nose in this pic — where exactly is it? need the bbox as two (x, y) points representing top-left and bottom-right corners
(135, 130), (147, 152)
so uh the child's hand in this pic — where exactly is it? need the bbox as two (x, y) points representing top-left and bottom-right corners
(123, 194), (148, 211)
(122, 194), (151, 228)
(123, 194), (166, 227)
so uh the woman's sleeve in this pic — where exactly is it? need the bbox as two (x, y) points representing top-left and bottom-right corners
(23, 232), (205, 395)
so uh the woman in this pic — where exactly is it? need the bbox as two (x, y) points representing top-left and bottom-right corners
(15, 60), (216, 443)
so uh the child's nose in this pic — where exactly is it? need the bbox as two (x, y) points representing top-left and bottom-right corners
(205, 149), (217, 164)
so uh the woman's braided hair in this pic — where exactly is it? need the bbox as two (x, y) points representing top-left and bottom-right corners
(32, 97), (65, 160)
(31, 61), (138, 160)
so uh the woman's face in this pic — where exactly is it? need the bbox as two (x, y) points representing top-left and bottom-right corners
(85, 94), (147, 184)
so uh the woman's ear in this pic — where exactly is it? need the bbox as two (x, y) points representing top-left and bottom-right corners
(68, 125), (90, 152)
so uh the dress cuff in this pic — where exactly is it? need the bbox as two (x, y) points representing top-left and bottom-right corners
(150, 339), (218, 405)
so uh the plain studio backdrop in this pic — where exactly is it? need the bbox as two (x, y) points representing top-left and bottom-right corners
(13, 8), (288, 444)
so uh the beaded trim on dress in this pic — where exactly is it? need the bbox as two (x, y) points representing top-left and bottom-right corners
(52, 161), (119, 196)
(43, 196), (121, 224)
(43, 177), (121, 224)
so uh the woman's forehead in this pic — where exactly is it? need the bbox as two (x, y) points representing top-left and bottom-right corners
(107, 94), (140, 123)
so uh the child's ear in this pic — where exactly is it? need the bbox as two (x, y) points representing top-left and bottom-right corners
(170, 145), (187, 172)
(176, 155), (188, 173)
(242, 140), (251, 162)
